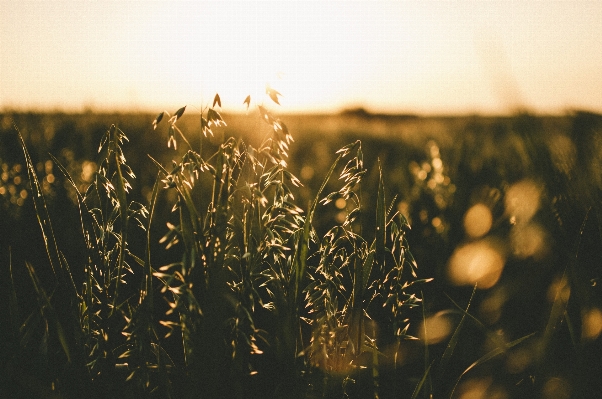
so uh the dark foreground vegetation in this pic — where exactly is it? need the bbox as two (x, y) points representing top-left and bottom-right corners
(1, 104), (602, 398)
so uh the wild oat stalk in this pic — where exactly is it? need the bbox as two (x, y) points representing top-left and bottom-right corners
(151, 95), (309, 397)
(12, 90), (427, 398)
(27, 121), (164, 396)
(303, 143), (429, 398)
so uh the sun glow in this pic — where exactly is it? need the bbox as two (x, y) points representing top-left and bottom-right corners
(2, 1), (602, 113)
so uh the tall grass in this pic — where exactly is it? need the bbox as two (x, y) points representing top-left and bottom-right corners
(6, 104), (602, 398)
(5, 94), (427, 398)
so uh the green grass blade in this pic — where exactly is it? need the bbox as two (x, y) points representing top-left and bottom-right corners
(59, 252), (79, 298)
(411, 360), (434, 399)
(24, 262), (73, 363)
(420, 291), (433, 398)
(145, 172), (163, 307)
(16, 125), (64, 285)
(361, 246), (375, 294)
(176, 179), (201, 253)
(437, 284), (477, 378)
(444, 291), (509, 350)
(449, 332), (536, 398)
(375, 161), (386, 266)
(294, 152), (343, 302)
(539, 210), (587, 360)
(147, 154), (171, 176)
(8, 249), (21, 340)
(111, 142), (129, 309)
(149, 154), (202, 243)
(371, 345), (380, 399)
(19, 309), (44, 351)
(49, 153), (104, 270)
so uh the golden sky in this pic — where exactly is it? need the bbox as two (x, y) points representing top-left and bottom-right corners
(1, 1), (601, 114)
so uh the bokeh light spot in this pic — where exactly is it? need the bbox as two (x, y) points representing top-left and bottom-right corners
(420, 311), (453, 345)
(504, 179), (541, 224)
(582, 308), (602, 341)
(457, 378), (509, 399)
(429, 141), (440, 158)
(542, 377), (571, 399)
(397, 201), (410, 223)
(510, 222), (549, 260)
(419, 209), (428, 224)
(81, 161), (97, 183)
(44, 159), (53, 174)
(300, 165), (314, 180)
(479, 288), (507, 325)
(547, 277), (570, 304)
(506, 347), (533, 374)
(431, 217), (445, 233)
(464, 203), (493, 239)
(448, 240), (505, 289)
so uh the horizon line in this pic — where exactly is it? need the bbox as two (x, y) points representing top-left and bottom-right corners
(2, 103), (600, 119)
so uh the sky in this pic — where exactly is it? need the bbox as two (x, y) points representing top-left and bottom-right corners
(1, 1), (601, 115)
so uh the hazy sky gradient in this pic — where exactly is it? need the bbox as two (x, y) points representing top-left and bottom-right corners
(1, 1), (601, 114)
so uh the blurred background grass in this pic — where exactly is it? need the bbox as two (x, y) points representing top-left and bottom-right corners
(2, 109), (602, 398)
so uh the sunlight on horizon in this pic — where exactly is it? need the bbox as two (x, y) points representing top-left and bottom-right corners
(1, 1), (601, 114)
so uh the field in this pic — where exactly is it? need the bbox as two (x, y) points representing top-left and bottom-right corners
(1, 107), (602, 398)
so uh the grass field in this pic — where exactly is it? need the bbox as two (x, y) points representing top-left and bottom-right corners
(1, 106), (601, 398)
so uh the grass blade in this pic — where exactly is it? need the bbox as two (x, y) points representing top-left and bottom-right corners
(111, 128), (130, 310)
(145, 171), (163, 307)
(8, 249), (20, 340)
(294, 151), (343, 303)
(438, 284), (478, 378)
(16, 125), (65, 286)
(449, 332), (536, 398)
(24, 262), (72, 363)
(411, 360), (434, 399)
(375, 161), (386, 266)
(361, 247), (376, 293)
(50, 154), (103, 264)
